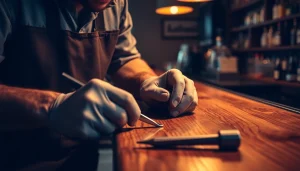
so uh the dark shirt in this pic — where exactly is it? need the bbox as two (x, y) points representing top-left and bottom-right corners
(0, 0), (141, 71)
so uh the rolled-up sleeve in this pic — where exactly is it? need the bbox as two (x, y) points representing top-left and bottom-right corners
(0, 0), (12, 63)
(107, 0), (141, 74)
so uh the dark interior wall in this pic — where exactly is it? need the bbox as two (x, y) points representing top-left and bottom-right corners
(127, 0), (199, 69)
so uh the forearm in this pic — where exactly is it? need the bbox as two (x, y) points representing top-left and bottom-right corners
(0, 85), (60, 131)
(112, 58), (157, 99)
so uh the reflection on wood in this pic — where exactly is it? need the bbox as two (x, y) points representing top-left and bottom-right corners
(115, 81), (300, 171)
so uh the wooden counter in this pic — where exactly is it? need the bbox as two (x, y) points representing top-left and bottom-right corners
(114, 81), (300, 171)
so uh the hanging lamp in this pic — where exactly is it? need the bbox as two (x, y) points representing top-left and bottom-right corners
(156, 0), (193, 15)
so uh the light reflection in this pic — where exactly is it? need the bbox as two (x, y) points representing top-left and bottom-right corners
(170, 6), (179, 14)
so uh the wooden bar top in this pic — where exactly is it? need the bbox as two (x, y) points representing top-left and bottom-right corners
(115, 81), (300, 171)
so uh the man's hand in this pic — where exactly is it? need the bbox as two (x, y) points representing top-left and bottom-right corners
(48, 79), (141, 140)
(140, 69), (198, 117)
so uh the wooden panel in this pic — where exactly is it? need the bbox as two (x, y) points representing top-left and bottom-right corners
(115, 81), (300, 171)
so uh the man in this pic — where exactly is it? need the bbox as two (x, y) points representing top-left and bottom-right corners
(0, 0), (198, 140)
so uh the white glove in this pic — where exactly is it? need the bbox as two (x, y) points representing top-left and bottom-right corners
(48, 79), (141, 140)
(140, 69), (198, 117)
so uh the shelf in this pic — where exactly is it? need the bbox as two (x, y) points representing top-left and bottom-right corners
(246, 76), (300, 88)
(231, 0), (262, 12)
(231, 14), (300, 32)
(232, 46), (300, 53)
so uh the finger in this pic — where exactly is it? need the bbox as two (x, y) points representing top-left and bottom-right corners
(170, 95), (192, 117)
(170, 78), (195, 117)
(106, 86), (141, 126)
(186, 89), (198, 112)
(140, 85), (170, 102)
(167, 69), (185, 108)
(81, 104), (116, 139)
(94, 112), (116, 135)
(103, 102), (128, 128)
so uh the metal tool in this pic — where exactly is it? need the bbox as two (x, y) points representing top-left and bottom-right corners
(137, 130), (241, 150)
(62, 72), (163, 127)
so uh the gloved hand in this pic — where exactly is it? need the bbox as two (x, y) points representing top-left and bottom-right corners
(140, 69), (198, 117)
(48, 79), (141, 140)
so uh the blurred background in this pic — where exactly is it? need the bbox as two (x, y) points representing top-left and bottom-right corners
(128, 0), (300, 110)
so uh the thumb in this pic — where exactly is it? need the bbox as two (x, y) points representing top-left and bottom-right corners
(144, 86), (170, 102)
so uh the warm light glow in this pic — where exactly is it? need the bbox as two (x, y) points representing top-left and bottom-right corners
(156, 6), (193, 15)
(170, 6), (179, 14)
(178, 0), (212, 2)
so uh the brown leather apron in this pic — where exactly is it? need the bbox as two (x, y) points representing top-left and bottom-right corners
(0, 1), (119, 93)
(0, 2), (119, 170)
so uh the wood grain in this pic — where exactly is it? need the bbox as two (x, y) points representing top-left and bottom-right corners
(115, 81), (300, 171)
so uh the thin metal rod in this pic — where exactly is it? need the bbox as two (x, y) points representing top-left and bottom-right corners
(139, 114), (163, 127)
(61, 72), (163, 127)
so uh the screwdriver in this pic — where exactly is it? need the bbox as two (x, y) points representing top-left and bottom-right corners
(62, 72), (163, 127)
(137, 130), (241, 150)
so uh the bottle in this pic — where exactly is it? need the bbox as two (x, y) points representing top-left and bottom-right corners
(254, 11), (261, 24)
(297, 19), (300, 44)
(245, 13), (251, 26)
(273, 0), (278, 19)
(208, 29), (232, 71)
(268, 27), (274, 47)
(291, 19), (297, 46)
(277, 1), (284, 18)
(293, 1), (300, 14)
(283, 21), (290, 45)
(244, 33), (251, 48)
(274, 57), (281, 80)
(238, 33), (244, 49)
(297, 58), (300, 82)
(290, 1), (298, 15)
(177, 44), (191, 74)
(261, 27), (268, 47)
(281, 57), (288, 80)
(285, 0), (292, 16)
(286, 56), (297, 82)
(273, 23), (281, 46)
(260, 7), (265, 23)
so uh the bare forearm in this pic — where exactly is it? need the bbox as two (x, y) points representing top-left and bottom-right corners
(0, 85), (60, 131)
(112, 58), (157, 99)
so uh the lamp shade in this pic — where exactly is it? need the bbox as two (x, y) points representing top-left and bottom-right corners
(156, 0), (193, 15)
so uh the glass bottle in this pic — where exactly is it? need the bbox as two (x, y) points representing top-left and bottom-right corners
(291, 19), (297, 46)
(277, 0), (284, 18)
(274, 57), (281, 80)
(273, 23), (281, 46)
(285, 0), (292, 16)
(296, 19), (300, 44)
(286, 55), (297, 82)
(297, 57), (300, 82)
(268, 27), (274, 47)
(260, 7), (265, 23)
(283, 21), (290, 45)
(261, 27), (268, 47)
(273, 0), (278, 19)
(281, 56), (288, 80)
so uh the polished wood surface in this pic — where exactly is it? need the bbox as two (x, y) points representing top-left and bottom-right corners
(115, 81), (300, 171)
